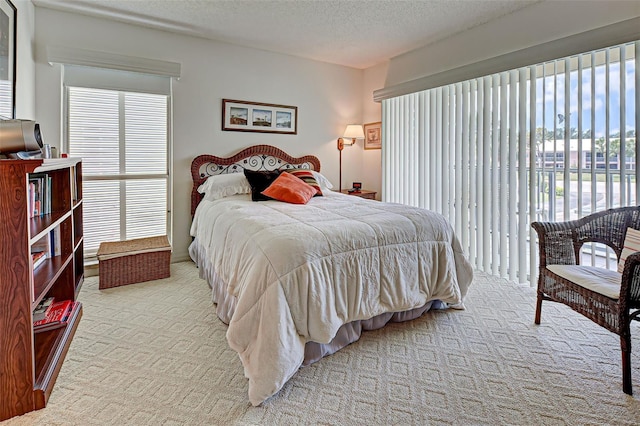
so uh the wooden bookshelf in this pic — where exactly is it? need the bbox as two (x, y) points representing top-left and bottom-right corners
(0, 158), (84, 421)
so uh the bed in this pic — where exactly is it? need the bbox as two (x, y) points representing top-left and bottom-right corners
(189, 144), (474, 405)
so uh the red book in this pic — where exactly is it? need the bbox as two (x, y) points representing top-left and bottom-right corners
(34, 300), (73, 331)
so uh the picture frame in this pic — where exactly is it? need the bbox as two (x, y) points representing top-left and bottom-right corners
(363, 121), (381, 150)
(0, 0), (16, 119)
(222, 99), (297, 135)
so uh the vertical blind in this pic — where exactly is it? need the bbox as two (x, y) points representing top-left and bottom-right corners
(66, 84), (170, 258)
(383, 41), (639, 284)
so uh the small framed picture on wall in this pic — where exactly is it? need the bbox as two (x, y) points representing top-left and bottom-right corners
(363, 122), (381, 150)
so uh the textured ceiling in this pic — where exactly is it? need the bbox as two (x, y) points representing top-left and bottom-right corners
(34, 0), (540, 69)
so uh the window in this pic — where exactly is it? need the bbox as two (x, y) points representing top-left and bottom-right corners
(383, 41), (639, 283)
(65, 70), (171, 259)
(0, 80), (11, 118)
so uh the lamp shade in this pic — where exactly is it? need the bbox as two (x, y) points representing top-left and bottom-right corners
(343, 124), (365, 139)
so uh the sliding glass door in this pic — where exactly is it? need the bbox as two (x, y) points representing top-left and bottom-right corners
(383, 41), (639, 283)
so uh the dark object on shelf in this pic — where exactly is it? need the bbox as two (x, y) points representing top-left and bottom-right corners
(531, 206), (640, 396)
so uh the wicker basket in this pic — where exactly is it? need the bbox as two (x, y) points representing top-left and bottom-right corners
(97, 236), (171, 289)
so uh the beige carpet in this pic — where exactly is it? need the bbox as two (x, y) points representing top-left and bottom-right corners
(4, 261), (640, 425)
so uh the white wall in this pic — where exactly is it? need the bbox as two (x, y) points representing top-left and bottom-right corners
(383, 0), (640, 89)
(33, 7), (363, 261)
(13, 0), (35, 118)
(361, 61), (387, 199)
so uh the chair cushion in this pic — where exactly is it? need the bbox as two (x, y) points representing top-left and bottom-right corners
(547, 265), (621, 299)
(618, 227), (640, 273)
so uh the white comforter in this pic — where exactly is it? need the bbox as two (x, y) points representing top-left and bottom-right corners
(190, 191), (473, 405)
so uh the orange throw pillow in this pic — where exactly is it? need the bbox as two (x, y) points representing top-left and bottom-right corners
(261, 171), (318, 204)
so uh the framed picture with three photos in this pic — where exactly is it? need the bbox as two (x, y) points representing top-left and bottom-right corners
(222, 99), (297, 135)
(363, 121), (381, 150)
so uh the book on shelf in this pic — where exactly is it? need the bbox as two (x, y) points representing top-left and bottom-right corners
(31, 251), (47, 270)
(50, 226), (61, 257)
(43, 175), (51, 215)
(32, 227), (61, 259)
(28, 173), (52, 218)
(32, 296), (55, 323)
(28, 174), (42, 218)
(70, 166), (78, 203)
(28, 182), (36, 218)
(33, 300), (76, 333)
(33, 297), (55, 322)
(29, 178), (40, 217)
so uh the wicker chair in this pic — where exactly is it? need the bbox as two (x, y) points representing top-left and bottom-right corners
(532, 206), (640, 395)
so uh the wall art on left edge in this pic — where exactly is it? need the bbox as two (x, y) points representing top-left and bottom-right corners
(0, 0), (16, 119)
(222, 99), (297, 135)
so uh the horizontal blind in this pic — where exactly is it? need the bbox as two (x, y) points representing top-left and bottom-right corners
(67, 87), (120, 176)
(67, 85), (169, 258)
(383, 41), (638, 284)
(0, 80), (12, 118)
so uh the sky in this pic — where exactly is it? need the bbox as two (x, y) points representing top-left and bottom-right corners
(536, 58), (636, 138)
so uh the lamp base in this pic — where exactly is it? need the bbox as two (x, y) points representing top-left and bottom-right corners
(338, 142), (342, 192)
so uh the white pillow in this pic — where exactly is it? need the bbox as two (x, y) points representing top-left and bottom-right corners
(311, 171), (334, 191)
(618, 227), (640, 273)
(197, 173), (251, 201)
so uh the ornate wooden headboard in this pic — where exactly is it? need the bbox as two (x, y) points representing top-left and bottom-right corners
(191, 144), (321, 216)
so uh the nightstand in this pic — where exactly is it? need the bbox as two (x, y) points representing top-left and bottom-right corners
(340, 189), (377, 200)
